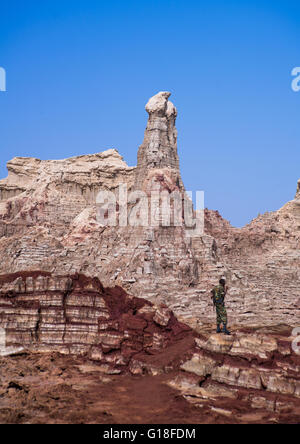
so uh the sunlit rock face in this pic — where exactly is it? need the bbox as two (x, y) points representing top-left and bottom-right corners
(135, 91), (182, 191)
(133, 91), (186, 212)
(172, 326), (300, 422)
(0, 271), (191, 371)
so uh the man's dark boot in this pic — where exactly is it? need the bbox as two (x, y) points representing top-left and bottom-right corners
(222, 323), (231, 335)
(216, 324), (221, 333)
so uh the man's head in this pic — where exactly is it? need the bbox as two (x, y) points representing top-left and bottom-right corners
(219, 278), (226, 287)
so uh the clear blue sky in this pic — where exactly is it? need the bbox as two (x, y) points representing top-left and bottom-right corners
(0, 0), (299, 227)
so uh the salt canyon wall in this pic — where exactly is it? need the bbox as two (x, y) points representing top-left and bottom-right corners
(0, 92), (299, 330)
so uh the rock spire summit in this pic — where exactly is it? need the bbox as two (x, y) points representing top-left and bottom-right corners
(135, 91), (183, 191)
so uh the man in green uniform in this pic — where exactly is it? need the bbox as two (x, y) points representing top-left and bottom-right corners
(211, 278), (230, 335)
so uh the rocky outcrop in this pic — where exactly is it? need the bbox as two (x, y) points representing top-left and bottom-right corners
(0, 94), (204, 316)
(0, 271), (191, 374)
(1, 325), (299, 424)
(0, 150), (135, 198)
(0, 150), (135, 238)
(170, 326), (300, 421)
(135, 91), (183, 191)
(202, 188), (300, 328)
(0, 91), (299, 330)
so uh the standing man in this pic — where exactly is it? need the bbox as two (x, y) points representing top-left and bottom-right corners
(211, 278), (230, 335)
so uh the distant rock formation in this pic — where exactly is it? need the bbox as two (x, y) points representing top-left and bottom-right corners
(0, 149), (135, 203)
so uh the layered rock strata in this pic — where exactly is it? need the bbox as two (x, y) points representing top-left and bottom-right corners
(0, 92), (299, 329)
(0, 271), (191, 374)
(1, 324), (299, 423)
(135, 91), (182, 191)
(170, 326), (300, 420)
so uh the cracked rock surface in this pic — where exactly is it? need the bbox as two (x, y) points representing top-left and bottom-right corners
(0, 324), (299, 424)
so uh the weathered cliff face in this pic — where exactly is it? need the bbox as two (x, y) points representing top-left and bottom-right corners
(0, 271), (192, 374)
(0, 91), (299, 330)
(203, 192), (300, 328)
(0, 150), (135, 238)
(0, 93), (205, 319)
(0, 272), (299, 424)
(0, 157), (40, 201)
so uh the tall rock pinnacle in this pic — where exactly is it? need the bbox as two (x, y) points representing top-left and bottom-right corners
(134, 92), (183, 191)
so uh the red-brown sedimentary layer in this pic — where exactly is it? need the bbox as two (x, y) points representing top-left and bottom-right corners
(0, 271), (192, 374)
(172, 326), (300, 421)
(0, 328), (300, 424)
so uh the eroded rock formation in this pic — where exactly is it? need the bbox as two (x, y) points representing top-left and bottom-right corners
(176, 326), (300, 418)
(0, 91), (299, 423)
(0, 91), (299, 330)
(0, 272), (191, 374)
(135, 91), (183, 191)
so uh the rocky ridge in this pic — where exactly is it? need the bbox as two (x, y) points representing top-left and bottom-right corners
(0, 313), (299, 423)
(174, 326), (300, 419)
(0, 271), (191, 375)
